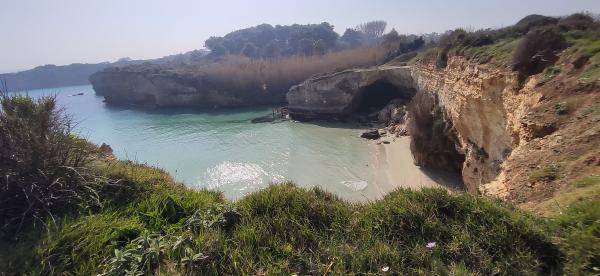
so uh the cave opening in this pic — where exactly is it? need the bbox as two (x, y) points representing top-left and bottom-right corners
(408, 90), (466, 189)
(353, 80), (413, 113)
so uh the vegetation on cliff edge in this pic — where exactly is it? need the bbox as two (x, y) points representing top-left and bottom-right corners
(416, 13), (600, 84)
(0, 94), (598, 275)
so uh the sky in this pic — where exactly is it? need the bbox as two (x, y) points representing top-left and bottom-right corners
(1, 0), (599, 73)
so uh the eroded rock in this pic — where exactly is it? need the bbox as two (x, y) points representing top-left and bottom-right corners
(89, 65), (287, 108)
(287, 66), (416, 120)
(360, 129), (381, 140)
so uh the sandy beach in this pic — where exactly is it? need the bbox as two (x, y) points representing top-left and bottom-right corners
(359, 135), (463, 200)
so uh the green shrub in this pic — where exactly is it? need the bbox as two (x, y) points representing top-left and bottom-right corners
(554, 102), (568, 115)
(546, 65), (562, 76)
(512, 26), (567, 78)
(0, 94), (110, 236)
(529, 165), (561, 182)
(558, 13), (597, 31)
(514, 14), (559, 34)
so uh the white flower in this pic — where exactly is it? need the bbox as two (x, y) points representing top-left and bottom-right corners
(426, 242), (436, 249)
(381, 266), (390, 272)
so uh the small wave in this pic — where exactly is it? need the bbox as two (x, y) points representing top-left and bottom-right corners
(341, 180), (368, 191)
(202, 161), (271, 194)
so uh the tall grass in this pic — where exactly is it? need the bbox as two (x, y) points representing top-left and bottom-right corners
(0, 93), (114, 236)
(201, 47), (387, 93)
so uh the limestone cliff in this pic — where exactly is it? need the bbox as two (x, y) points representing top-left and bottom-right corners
(287, 55), (600, 205)
(287, 66), (416, 120)
(89, 65), (286, 108)
(411, 57), (541, 192)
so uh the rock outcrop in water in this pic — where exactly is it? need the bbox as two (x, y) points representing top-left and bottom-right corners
(89, 65), (286, 108)
(286, 66), (416, 120)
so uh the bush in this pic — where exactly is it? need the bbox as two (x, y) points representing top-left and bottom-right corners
(514, 14), (559, 34)
(558, 13), (597, 31)
(554, 102), (568, 115)
(529, 165), (560, 182)
(0, 93), (106, 236)
(512, 26), (567, 78)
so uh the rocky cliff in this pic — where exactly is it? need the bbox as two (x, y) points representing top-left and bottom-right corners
(287, 66), (416, 120)
(411, 57), (540, 192)
(287, 55), (600, 206)
(89, 65), (286, 108)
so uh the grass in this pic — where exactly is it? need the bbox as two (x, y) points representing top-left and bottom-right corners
(461, 38), (520, 67)
(550, 200), (600, 274)
(574, 175), (600, 188)
(0, 125), (597, 274)
(528, 174), (600, 217)
(529, 165), (561, 182)
(200, 47), (387, 93)
(561, 30), (600, 83)
(3, 159), (593, 275)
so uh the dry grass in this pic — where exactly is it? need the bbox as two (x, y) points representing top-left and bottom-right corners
(201, 47), (387, 93)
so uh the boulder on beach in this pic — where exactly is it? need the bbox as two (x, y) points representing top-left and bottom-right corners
(361, 129), (381, 140)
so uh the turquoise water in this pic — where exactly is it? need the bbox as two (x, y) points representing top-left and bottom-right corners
(18, 85), (379, 199)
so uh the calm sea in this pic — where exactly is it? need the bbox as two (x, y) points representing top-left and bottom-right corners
(17, 85), (381, 199)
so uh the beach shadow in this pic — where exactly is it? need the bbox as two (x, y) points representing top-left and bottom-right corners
(419, 167), (465, 191)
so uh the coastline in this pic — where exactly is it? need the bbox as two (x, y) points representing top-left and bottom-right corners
(366, 135), (463, 199)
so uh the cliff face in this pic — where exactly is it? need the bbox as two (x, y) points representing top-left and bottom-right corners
(287, 66), (416, 120)
(89, 66), (286, 108)
(287, 55), (599, 205)
(412, 57), (541, 192)
(413, 55), (600, 208)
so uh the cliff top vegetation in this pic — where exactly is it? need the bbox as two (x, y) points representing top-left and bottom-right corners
(416, 13), (600, 83)
(0, 90), (598, 275)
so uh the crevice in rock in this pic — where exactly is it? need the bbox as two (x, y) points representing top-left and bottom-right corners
(407, 90), (466, 186)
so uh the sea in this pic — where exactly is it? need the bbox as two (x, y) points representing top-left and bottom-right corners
(16, 85), (387, 200)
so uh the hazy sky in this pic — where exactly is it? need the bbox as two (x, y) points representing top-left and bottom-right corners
(1, 0), (599, 73)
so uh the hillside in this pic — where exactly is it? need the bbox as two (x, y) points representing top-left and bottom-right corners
(1, 13), (599, 275)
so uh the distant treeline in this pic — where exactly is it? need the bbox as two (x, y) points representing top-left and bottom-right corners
(204, 20), (429, 59)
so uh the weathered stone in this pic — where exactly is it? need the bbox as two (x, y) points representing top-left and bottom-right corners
(89, 65), (286, 108)
(287, 66), (416, 120)
(360, 129), (381, 140)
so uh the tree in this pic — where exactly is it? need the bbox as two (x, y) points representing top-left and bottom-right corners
(382, 29), (401, 46)
(356, 20), (387, 38)
(340, 28), (364, 48)
(205, 36), (227, 55)
(313, 39), (327, 55)
(241, 43), (258, 58)
(298, 38), (315, 56)
(261, 40), (281, 59)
